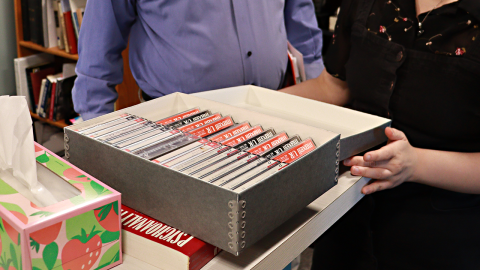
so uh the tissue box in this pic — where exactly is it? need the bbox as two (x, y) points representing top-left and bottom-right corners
(64, 86), (390, 256)
(0, 143), (122, 270)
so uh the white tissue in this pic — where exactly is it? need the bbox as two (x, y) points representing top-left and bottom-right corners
(0, 96), (58, 207)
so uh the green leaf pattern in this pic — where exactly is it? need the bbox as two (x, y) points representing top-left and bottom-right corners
(0, 217), (22, 270)
(42, 242), (58, 270)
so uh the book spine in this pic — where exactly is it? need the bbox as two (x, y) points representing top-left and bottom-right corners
(42, 79), (51, 118)
(53, 0), (64, 49)
(72, 10), (79, 39)
(55, 81), (62, 121)
(25, 68), (36, 110)
(37, 79), (46, 115)
(28, 0), (44, 46)
(49, 81), (57, 120)
(42, 0), (49, 48)
(58, 1), (69, 53)
(77, 8), (84, 29)
(21, 0), (30, 41)
(63, 11), (77, 54)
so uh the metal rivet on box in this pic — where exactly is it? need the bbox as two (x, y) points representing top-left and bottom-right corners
(229, 243), (234, 249)
(336, 141), (340, 148)
(228, 212), (234, 219)
(64, 143), (70, 150)
(241, 201), (246, 208)
(228, 201), (234, 209)
(241, 211), (246, 218)
(336, 160), (339, 166)
(241, 232), (246, 238)
(241, 221), (246, 229)
(335, 168), (339, 174)
(241, 241), (246, 248)
(64, 134), (69, 142)
(335, 176), (339, 183)
(228, 222), (234, 229)
(228, 232), (234, 239)
(336, 151), (340, 157)
(65, 151), (70, 159)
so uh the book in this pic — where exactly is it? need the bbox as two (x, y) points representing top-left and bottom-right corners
(58, 0), (70, 53)
(69, 0), (87, 38)
(14, 54), (54, 111)
(42, 0), (49, 48)
(46, 0), (57, 48)
(29, 64), (56, 108)
(37, 79), (47, 116)
(61, 0), (77, 54)
(44, 73), (62, 119)
(53, 0), (65, 49)
(77, 8), (84, 28)
(27, 0), (44, 46)
(121, 205), (220, 270)
(21, 0), (30, 41)
(55, 75), (77, 122)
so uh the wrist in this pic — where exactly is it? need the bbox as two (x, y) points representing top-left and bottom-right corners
(408, 147), (425, 183)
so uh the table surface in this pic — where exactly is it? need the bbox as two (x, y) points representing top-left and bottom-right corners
(114, 169), (369, 270)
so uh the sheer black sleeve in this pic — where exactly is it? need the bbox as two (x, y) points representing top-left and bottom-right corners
(324, 0), (360, 81)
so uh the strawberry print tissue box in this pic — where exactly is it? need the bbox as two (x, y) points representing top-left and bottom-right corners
(0, 142), (122, 270)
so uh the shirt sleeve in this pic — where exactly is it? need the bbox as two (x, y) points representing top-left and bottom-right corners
(323, 0), (358, 81)
(284, 0), (324, 80)
(72, 0), (137, 120)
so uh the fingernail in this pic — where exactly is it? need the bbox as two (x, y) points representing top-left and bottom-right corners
(343, 159), (349, 165)
(365, 154), (371, 161)
(352, 167), (359, 174)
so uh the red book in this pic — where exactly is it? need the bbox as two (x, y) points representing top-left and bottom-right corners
(30, 67), (55, 107)
(63, 11), (78, 54)
(121, 205), (220, 270)
(49, 81), (57, 120)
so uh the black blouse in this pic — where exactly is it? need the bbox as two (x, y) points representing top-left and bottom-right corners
(325, 0), (480, 81)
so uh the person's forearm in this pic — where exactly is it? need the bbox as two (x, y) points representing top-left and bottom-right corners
(280, 71), (350, 106)
(411, 149), (480, 194)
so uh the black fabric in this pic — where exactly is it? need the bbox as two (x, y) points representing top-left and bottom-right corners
(325, 0), (480, 80)
(141, 89), (153, 101)
(313, 0), (480, 269)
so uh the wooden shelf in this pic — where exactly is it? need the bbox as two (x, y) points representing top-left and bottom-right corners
(30, 112), (69, 129)
(19, 41), (79, 61)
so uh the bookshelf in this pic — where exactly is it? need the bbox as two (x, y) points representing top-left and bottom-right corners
(13, 0), (140, 129)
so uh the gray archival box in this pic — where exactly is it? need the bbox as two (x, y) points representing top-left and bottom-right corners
(64, 86), (390, 255)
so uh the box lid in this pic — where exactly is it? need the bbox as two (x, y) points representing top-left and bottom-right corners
(192, 85), (391, 160)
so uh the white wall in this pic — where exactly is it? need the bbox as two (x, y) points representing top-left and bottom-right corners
(0, 0), (17, 96)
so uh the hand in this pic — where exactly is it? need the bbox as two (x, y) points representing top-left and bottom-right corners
(343, 127), (419, 195)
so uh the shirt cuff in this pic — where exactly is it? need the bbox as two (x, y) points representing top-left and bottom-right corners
(304, 60), (325, 80)
(81, 111), (109, 121)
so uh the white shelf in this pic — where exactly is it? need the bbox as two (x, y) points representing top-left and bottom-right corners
(113, 169), (369, 270)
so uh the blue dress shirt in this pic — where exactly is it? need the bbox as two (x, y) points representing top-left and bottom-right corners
(73, 0), (324, 120)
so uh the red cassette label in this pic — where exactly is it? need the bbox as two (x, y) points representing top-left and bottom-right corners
(177, 114), (222, 132)
(221, 126), (263, 147)
(189, 116), (234, 138)
(248, 132), (289, 155)
(273, 139), (316, 164)
(156, 109), (201, 125)
(209, 122), (251, 142)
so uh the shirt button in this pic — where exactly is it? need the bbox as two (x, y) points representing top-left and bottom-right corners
(396, 51), (403, 62)
(247, 51), (252, 57)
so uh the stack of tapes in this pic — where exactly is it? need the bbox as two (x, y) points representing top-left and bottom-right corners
(75, 108), (316, 192)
